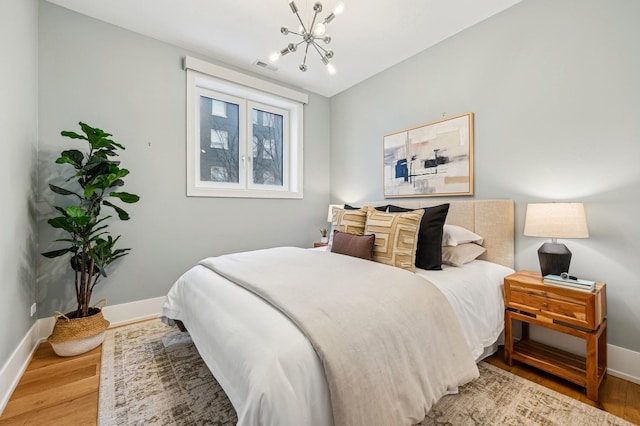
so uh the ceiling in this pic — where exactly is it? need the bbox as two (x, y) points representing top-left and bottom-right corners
(45, 0), (522, 98)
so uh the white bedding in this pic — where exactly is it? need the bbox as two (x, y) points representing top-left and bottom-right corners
(417, 260), (514, 360)
(160, 252), (512, 426)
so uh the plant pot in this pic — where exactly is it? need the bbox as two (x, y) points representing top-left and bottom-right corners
(48, 307), (110, 357)
(320, 237), (328, 243)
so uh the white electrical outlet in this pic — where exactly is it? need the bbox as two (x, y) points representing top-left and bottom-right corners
(30, 303), (37, 317)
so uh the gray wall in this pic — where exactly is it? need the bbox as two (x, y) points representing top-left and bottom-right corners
(0, 0), (39, 369)
(37, 3), (331, 316)
(330, 0), (640, 352)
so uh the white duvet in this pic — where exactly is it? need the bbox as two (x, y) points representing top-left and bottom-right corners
(160, 251), (513, 426)
(417, 260), (514, 360)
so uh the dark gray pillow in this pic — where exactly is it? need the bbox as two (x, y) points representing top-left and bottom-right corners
(344, 204), (387, 212)
(388, 203), (450, 270)
(330, 231), (375, 261)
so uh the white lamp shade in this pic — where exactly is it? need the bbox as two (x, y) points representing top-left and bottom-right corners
(327, 204), (344, 222)
(524, 203), (589, 239)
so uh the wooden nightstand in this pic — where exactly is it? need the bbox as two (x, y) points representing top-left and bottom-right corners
(313, 242), (328, 248)
(503, 270), (607, 401)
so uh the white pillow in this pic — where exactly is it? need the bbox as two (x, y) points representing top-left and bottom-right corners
(442, 224), (484, 247)
(442, 244), (487, 266)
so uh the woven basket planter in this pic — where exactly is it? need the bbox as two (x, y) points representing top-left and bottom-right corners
(48, 307), (110, 357)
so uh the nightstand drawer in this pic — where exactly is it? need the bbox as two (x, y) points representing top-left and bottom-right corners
(504, 271), (606, 330)
(508, 286), (588, 326)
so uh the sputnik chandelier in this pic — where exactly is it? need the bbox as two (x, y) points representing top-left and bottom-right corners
(270, 1), (344, 75)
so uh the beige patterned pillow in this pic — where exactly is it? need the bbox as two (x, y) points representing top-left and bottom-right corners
(328, 207), (367, 247)
(364, 207), (424, 272)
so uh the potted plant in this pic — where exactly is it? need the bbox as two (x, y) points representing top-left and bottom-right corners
(42, 122), (140, 356)
(319, 227), (329, 243)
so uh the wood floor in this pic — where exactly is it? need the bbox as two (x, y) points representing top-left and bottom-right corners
(1, 343), (638, 425)
(0, 343), (100, 425)
(485, 347), (640, 424)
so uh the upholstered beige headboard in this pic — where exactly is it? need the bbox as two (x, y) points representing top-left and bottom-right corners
(356, 200), (515, 268)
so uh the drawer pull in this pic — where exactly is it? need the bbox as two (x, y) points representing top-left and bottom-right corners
(542, 302), (548, 308)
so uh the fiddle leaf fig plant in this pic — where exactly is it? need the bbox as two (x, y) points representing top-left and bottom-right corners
(42, 122), (140, 318)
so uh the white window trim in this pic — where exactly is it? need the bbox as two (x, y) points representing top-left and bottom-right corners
(185, 57), (306, 199)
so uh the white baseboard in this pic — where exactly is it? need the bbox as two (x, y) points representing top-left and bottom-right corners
(0, 296), (166, 416)
(530, 326), (640, 385)
(103, 296), (166, 328)
(0, 321), (41, 416)
(608, 344), (640, 384)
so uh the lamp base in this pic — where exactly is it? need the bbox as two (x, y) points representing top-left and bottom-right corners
(538, 242), (572, 277)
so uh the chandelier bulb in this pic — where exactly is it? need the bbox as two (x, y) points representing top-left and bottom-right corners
(281, 26), (289, 35)
(299, 64), (308, 72)
(325, 50), (334, 59)
(327, 63), (336, 75)
(313, 2), (323, 13)
(289, 1), (298, 14)
(333, 2), (344, 15)
(270, 52), (281, 62)
(314, 23), (326, 36)
(323, 36), (331, 44)
(288, 43), (297, 53)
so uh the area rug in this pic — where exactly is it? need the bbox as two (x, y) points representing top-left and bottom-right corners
(99, 320), (633, 426)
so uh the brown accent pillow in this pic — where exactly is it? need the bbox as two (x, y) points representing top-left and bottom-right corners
(331, 231), (375, 261)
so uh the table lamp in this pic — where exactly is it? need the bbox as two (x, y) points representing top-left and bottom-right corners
(327, 204), (344, 222)
(523, 202), (589, 277)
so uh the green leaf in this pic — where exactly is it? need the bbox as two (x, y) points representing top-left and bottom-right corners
(48, 217), (75, 233)
(61, 130), (87, 140)
(89, 232), (109, 242)
(54, 238), (74, 242)
(42, 248), (73, 258)
(116, 168), (130, 178)
(64, 207), (91, 226)
(109, 192), (140, 204)
(49, 184), (80, 198)
(65, 206), (85, 217)
(105, 251), (130, 265)
(83, 185), (97, 198)
(110, 179), (125, 188)
(102, 200), (130, 220)
(55, 156), (79, 167)
(89, 224), (109, 237)
(105, 138), (125, 150)
(58, 150), (84, 167)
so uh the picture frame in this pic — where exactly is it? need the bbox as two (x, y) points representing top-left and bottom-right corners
(383, 112), (474, 198)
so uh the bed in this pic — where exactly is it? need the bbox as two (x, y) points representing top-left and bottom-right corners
(160, 199), (514, 426)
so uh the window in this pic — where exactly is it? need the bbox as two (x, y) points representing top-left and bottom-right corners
(210, 166), (228, 182)
(210, 129), (229, 150)
(211, 99), (227, 117)
(185, 56), (307, 198)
